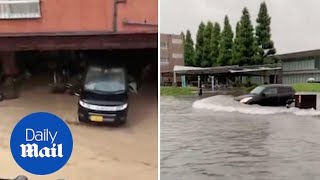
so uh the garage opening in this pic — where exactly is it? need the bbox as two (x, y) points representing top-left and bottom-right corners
(0, 48), (157, 99)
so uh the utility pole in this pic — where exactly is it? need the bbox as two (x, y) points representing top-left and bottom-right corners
(198, 75), (202, 96)
(211, 76), (215, 92)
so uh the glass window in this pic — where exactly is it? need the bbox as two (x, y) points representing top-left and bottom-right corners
(172, 53), (183, 59)
(250, 86), (265, 94)
(263, 87), (277, 95)
(84, 67), (126, 94)
(160, 58), (169, 64)
(0, 0), (41, 19)
(160, 42), (168, 49)
(278, 87), (294, 93)
(172, 38), (183, 44)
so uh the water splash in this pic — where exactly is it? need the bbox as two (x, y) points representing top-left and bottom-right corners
(192, 95), (320, 116)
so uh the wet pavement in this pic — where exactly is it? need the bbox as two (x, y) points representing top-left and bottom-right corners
(161, 95), (320, 180)
(0, 76), (158, 180)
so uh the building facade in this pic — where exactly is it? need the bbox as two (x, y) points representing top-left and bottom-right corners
(277, 49), (320, 84)
(0, 0), (158, 76)
(160, 33), (184, 84)
(0, 0), (157, 33)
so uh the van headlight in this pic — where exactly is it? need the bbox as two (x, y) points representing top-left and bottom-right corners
(114, 103), (128, 111)
(240, 97), (253, 104)
(79, 100), (128, 111)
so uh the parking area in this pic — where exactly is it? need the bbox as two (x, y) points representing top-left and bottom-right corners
(0, 49), (158, 179)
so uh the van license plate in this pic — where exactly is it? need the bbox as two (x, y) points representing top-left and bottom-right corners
(90, 115), (103, 122)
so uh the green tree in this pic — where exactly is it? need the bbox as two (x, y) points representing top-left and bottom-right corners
(253, 37), (263, 64)
(237, 8), (256, 65)
(232, 22), (241, 65)
(218, 16), (234, 66)
(194, 22), (206, 67)
(210, 22), (221, 66)
(256, 1), (276, 64)
(183, 30), (195, 66)
(181, 31), (185, 42)
(202, 21), (214, 67)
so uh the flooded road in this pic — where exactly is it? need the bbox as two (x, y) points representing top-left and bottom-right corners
(0, 77), (157, 180)
(161, 95), (320, 180)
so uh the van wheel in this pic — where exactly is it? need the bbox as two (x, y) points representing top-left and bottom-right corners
(78, 115), (86, 123)
(286, 99), (295, 108)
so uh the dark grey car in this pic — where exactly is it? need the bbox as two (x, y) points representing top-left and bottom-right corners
(234, 84), (296, 106)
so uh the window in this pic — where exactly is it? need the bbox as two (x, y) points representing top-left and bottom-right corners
(84, 67), (126, 94)
(0, 0), (41, 19)
(161, 57), (169, 64)
(172, 38), (183, 44)
(250, 86), (265, 94)
(160, 42), (168, 49)
(172, 53), (183, 59)
(263, 87), (277, 95)
(278, 87), (295, 94)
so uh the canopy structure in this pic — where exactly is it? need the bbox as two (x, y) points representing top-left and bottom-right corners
(171, 64), (282, 85)
(229, 66), (281, 74)
(173, 65), (239, 75)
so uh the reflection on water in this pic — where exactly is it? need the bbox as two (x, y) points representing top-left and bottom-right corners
(161, 96), (320, 180)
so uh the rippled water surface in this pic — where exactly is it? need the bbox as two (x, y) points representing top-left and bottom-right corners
(161, 95), (320, 180)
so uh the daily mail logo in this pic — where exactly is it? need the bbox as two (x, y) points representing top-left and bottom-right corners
(20, 129), (63, 158)
(10, 112), (73, 175)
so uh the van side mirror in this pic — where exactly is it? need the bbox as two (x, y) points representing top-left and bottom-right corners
(129, 82), (138, 94)
(261, 92), (266, 97)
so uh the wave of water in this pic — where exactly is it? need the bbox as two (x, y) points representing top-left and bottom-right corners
(192, 95), (320, 116)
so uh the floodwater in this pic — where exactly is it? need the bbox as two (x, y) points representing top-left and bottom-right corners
(161, 95), (320, 180)
(0, 76), (157, 180)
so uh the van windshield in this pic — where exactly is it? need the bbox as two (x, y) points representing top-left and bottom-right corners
(250, 86), (265, 94)
(84, 67), (126, 94)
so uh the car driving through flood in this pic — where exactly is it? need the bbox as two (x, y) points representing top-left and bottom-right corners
(234, 84), (296, 106)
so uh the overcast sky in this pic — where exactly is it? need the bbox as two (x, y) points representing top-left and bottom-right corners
(160, 0), (320, 54)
